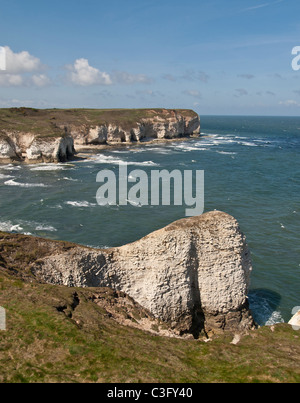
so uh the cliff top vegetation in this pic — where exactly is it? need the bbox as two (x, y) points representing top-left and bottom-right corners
(0, 108), (199, 138)
(0, 230), (299, 383)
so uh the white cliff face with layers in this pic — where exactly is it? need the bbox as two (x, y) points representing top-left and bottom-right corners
(0, 135), (21, 162)
(31, 211), (255, 337)
(0, 132), (75, 163)
(26, 136), (75, 163)
(68, 110), (200, 145)
(0, 108), (200, 163)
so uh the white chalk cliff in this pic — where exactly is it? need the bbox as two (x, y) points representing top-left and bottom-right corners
(0, 108), (200, 163)
(0, 134), (22, 162)
(26, 136), (75, 163)
(71, 111), (200, 145)
(31, 211), (255, 337)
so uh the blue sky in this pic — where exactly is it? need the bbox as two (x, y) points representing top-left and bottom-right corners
(0, 0), (300, 115)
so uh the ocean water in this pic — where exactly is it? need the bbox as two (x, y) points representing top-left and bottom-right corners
(0, 115), (299, 326)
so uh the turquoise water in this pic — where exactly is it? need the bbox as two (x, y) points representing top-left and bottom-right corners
(0, 115), (299, 325)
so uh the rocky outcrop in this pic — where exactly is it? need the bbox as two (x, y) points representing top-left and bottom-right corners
(29, 211), (255, 337)
(69, 109), (200, 145)
(0, 132), (75, 163)
(288, 309), (300, 330)
(25, 135), (75, 163)
(0, 134), (22, 163)
(0, 108), (200, 163)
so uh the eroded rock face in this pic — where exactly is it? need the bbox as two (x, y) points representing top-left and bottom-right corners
(30, 211), (255, 337)
(0, 109), (200, 162)
(26, 136), (75, 163)
(0, 134), (22, 162)
(67, 110), (200, 145)
(288, 309), (300, 329)
(0, 132), (75, 163)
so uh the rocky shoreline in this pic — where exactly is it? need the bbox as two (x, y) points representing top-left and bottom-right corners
(0, 108), (200, 164)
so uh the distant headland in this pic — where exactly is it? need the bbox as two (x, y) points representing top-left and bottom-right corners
(0, 108), (200, 163)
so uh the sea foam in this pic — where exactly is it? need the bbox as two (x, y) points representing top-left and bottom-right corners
(35, 225), (57, 232)
(65, 201), (97, 208)
(4, 179), (48, 188)
(30, 164), (66, 171)
(92, 154), (159, 166)
(0, 174), (15, 179)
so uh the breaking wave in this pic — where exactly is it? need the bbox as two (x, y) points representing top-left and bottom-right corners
(92, 154), (159, 166)
(0, 219), (57, 234)
(248, 289), (285, 326)
(0, 221), (24, 233)
(35, 225), (57, 232)
(30, 164), (67, 171)
(1, 164), (21, 171)
(0, 173), (15, 179)
(65, 201), (97, 208)
(4, 179), (48, 188)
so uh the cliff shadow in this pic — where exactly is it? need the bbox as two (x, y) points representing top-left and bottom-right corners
(186, 240), (207, 339)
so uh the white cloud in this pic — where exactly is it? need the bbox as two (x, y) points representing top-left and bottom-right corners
(183, 90), (201, 98)
(181, 70), (209, 83)
(0, 73), (24, 86)
(279, 99), (300, 107)
(0, 46), (51, 87)
(235, 88), (248, 97)
(238, 74), (255, 79)
(64, 60), (153, 86)
(162, 70), (209, 83)
(4, 46), (44, 73)
(112, 71), (153, 84)
(66, 58), (112, 86)
(162, 73), (177, 82)
(241, 0), (284, 13)
(0, 98), (34, 107)
(30, 74), (52, 87)
(243, 2), (271, 11)
(0, 72), (52, 87)
(136, 89), (164, 97)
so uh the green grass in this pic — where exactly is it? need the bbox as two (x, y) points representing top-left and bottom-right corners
(0, 231), (299, 383)
(0, 269), (299, 383)
(0, 107), (198, 138)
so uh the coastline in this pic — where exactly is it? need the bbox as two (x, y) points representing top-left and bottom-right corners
(0, 107), (200, 164)
(74, 134), (201, 160)
(0, 115), (299, 383)
(1, 133), (203, 165)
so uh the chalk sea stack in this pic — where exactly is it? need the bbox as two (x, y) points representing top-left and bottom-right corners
(4, 210), (255, 337)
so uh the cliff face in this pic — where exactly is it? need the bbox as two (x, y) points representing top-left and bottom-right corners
(25, 211), (254, 337)
(26, 136), (75, 163)
(0, 108), (200, 163)
(0, 134), (22, 162)
(71, 110), (200, 145)
(0, 130), (76, 164)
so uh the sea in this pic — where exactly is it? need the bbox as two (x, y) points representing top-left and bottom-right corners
(0, 115), (299, 326)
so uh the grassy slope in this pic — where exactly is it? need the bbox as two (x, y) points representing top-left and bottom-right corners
(0, 107), (198, 137)
(0, 271), (299, 383)
(0, 232), (299, 383)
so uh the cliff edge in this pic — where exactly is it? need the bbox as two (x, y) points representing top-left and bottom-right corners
(0, 108), (200, 163)
(0, 211), (255, 337)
